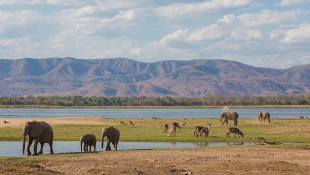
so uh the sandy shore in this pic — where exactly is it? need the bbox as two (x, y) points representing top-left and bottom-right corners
(1, 117), (105, 128)
(1, 146), (310, 175)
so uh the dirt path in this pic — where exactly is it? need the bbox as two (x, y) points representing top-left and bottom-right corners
(1, 146), (310, 175)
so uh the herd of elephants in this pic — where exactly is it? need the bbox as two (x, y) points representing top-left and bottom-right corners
(21, 111), (272, 156)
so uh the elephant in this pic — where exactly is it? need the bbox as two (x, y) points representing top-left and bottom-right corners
(22, 121), (54, 156)
(220, 112), (239, 126)
(258, 112), (271, 123)
(80, 134), (96, 152)
(101, 126), (120, 151)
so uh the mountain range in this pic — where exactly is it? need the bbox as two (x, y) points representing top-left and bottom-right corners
(0, 57), (309, 97)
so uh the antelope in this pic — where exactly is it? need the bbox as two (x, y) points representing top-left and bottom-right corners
(119, 121), (126, 126)
(179, 120), (187, 128)
(168, 127), (176, 137)
(190, 116), (193, 120)
(227, 127), (244, 138)
(194, 123), (212, 138)
(299, 116), (309, 119)
(140, 116), (143, 119)
(164, 124), (169, 133)
(172, 122), (181, 129)
(128, 121), (135, 126)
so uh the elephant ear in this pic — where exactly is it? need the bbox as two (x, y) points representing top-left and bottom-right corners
(29, 122), (44, 137)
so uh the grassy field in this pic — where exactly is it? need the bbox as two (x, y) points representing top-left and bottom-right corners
(1, 117), (310, 143)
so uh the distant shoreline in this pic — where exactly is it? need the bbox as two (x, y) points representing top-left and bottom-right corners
(0, 105), (309, 109)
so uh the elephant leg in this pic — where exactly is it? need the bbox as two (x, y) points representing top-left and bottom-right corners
(38, 142), (44, 154)
(83, 143), (88, 152)
(108, 143), (112, 150)
(27, 137), (34, 156)
(112, 142), (116, 150)
(88, 145), (92, 152)
(33, 140), (39, 156)
(49, 142), (54, 154)
(106, 142), (111, 151)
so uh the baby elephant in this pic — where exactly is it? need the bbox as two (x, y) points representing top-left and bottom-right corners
(80, 134), (97, 152)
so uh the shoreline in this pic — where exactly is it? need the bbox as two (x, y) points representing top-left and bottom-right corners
(1, 105), (310, 109)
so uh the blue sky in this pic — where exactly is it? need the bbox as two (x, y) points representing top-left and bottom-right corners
(0, 0), (309, 68)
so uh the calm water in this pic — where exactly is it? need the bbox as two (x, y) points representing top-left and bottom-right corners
(0, 108), (309, 118)
(0, 141), (254, 156)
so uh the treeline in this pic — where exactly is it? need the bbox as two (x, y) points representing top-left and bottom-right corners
(0, 94), (310, 107)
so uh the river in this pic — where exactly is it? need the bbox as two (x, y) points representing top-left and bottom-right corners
(0, 107), (309, 119)
(0, 141), (254, 156)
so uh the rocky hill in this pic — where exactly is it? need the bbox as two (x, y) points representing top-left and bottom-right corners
(0, 57), (309, 97)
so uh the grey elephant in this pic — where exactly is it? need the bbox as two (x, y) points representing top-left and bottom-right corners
(258, 112), (270, 123)
(80, 134), (96, 152)
(22, 121), (54, 156)
(220, 112), (239, 126)
(101, 126), (120, 151)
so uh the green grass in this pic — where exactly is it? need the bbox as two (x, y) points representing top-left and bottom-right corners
(2, 117), (310, 143)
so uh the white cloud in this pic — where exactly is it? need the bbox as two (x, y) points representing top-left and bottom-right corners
(0, 1), (310, 68)
(237, 9), (303, 27)
(217, 14), (237, 24)
(269, 29), (285, 40)
(278, 0), (310, 6)
(0, 0), (42, 5)
(130, 47), (141, 55)
(156, 0), (254, 17)
(46, 0), (87, 6)
(282, 24), (310, 43)
(231, 29), (263, 40)
(187, 24), (229, 42)
(159, 29), (189, 45)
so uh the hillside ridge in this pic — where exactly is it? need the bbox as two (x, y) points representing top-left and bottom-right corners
(0, 57), (309, 97)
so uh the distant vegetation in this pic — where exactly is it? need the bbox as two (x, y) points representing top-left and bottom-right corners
(0, 94), (310, 107)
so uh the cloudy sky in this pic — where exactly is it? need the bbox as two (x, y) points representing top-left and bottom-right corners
(0, 0), (310, 68)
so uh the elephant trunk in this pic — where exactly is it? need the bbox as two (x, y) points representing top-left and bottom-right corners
(101, 136), (104, 149)
(220, 117), (223, 122)
(22, 126), (27, 155)
(22, 136), (26, 155)
(80, 141), (83, 152)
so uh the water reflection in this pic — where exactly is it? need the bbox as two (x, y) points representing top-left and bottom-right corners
(194, 142), (209, 146)
(0, 141), (255, 157)
(226, 142), (244, 146)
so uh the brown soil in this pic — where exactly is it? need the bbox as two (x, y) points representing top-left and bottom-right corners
(1, 146), (310, 175)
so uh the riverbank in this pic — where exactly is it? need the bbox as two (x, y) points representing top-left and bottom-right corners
(1, 105), (310, 108)
(1, 146), (310, 174)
